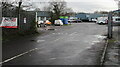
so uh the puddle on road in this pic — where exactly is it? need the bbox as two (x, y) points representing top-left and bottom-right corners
(30, 40), (45, 43)
(84, 35), (107, 46)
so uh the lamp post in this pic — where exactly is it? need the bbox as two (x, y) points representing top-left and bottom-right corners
(18, 0), (22, 30)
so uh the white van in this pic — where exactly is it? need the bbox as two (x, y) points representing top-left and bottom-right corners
(54, 20), (63, 26)
(112, 16), (120, 26)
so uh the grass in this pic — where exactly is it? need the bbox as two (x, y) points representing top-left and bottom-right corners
(108, 39), (116, 43)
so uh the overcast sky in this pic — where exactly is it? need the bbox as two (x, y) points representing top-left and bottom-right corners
(30, 0), (118, 13)
(66, 0), (118, 13)
(6, 0), (118, 13)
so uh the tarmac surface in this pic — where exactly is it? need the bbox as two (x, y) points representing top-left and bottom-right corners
(3, 23), (107, 65)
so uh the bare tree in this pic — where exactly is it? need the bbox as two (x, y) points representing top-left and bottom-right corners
(48, 0), (67, 22)
(94, 11), (108, 14)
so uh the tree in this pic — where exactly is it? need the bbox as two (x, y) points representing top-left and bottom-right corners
(48, 0), (67, 23)
(94, 11), (108, 14)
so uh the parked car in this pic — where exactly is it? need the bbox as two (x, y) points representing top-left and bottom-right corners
(54, 20), (63, 26)
(45, 20), (52, 26)
(68, 19), (82, 23)
(96, 17), (108, 24)
(91, 18), (97, 22)
(38, 20), (45, 27)
(76, 19), (82, 23)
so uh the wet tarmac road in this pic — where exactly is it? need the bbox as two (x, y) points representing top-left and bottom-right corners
(3, 23), (107, 65)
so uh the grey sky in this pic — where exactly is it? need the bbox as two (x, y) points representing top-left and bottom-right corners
(66, 0), (118, 13)
(4, 0), (118, 13)
(30, 0), (118, 13)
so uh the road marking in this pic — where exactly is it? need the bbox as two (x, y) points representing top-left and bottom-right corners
(0, 48), (40, 65)
(49, 58), (56, 60)
(37, 40), (45, 43)
(52, 33), (55, 34)
(54, 37), (65, 42)
(54, 38), (61, 41)
(69, 32), (77, 36)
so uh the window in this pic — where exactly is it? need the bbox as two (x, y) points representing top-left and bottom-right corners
(115, 18), (120, 21)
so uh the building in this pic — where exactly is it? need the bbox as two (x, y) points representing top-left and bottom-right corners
(36, 11), (51, 21)
(76, 13), (88, 20)
(113, 9), (120, 16)
(75, 13), (108, 21)
(88, 13), (108, 21)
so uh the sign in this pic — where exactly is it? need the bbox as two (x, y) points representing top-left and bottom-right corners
(24, 18), (26, 23)
(0, 17), (18, 28)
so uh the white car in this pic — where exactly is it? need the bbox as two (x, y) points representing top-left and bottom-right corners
(91, 19), (97, 22)
(54, 20), (63, 26)
(38, 20), (44, 24)
(96, 17), (108, 24)
(38, 20), (45, 27)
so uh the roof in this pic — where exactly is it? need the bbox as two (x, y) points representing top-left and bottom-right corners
(113, 9), (120, 13)
(37, 11), (51, 17)
(27, 11), (51, 17)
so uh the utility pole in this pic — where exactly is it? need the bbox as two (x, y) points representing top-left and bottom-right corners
(107, 0), (120, 39)
(18, 0), (22, 30)
(108, 12), (113, 39)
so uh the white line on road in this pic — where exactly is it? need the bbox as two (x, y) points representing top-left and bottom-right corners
(0, 48), (40, 65)
(37, 40), (45, 43)
(69, 32), (77, 36)
(54, 38), (62, 42)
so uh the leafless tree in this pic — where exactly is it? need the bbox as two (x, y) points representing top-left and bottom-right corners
(48, 0), (67, 22)
(94, 11), (108, 14)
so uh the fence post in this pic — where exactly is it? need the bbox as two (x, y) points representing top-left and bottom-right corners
(18, 1), (22, 30)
